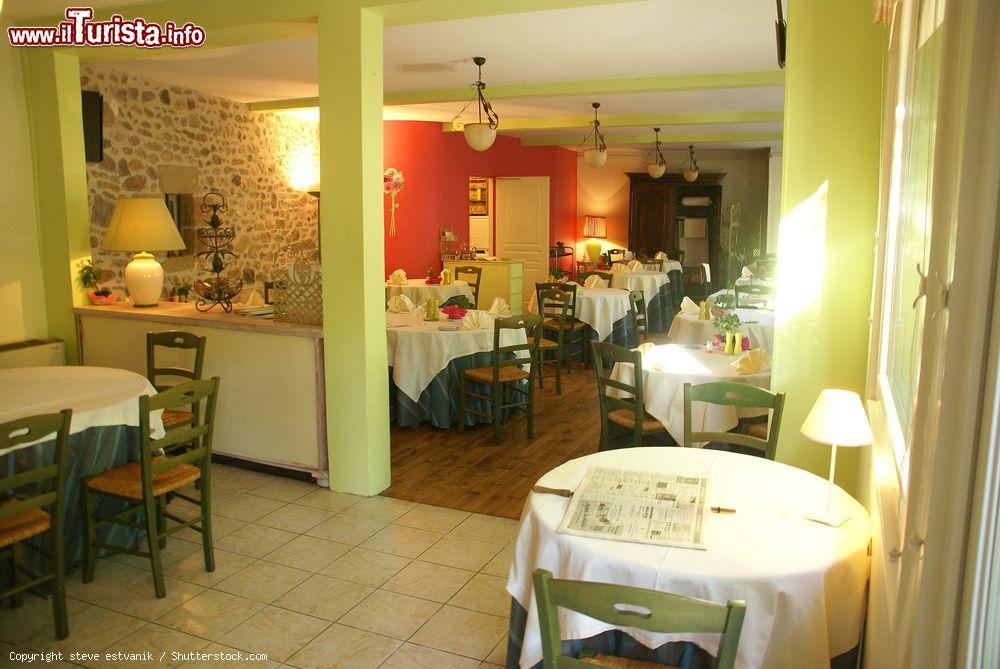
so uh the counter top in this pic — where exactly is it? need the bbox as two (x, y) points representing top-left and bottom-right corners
(74, 301), (322, 339)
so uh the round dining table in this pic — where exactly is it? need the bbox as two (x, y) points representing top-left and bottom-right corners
(0, 366), (165, 569)
(527, 285), (633, 344)
(668, 308), (776, 353)
(385, 278), (474, 306)
(610, 270), (673, 332)
(609, 344), (771, 444)
(506, 447), (871, 669)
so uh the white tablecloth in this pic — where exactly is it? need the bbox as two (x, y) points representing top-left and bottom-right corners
(508, 448), (871, 669)
(386, 311), (525, 402)
(0, 366), (165, 448)
(386, 279), (473, 306)
(609, 344), (770, 443)
(668, 310), (776, 353)
(527, 287), (631, 342)
(610, 270), (671, 302)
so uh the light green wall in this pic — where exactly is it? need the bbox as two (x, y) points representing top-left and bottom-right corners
(0, 34), (49, 347)
(771, 0), (883, 495)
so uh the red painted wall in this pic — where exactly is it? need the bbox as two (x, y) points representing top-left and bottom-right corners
(383, 121), (578, 278)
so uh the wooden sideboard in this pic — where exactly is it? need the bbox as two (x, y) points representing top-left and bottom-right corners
(443, 259), (523, 313)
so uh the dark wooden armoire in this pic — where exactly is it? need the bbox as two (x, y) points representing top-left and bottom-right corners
(627, 172), (725, 284)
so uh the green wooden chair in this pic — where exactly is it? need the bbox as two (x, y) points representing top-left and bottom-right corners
(733, 282), (774, 309)
(83, 378), (220, 598)
(531, 288), (572, 395)
(628, 290), (648, 343)
(537, 282), (587, 372)
(146, 331), (207, 430)
(578, 270), (612, 285)
(459, 315), (541, 444)
(533, 569), (746, 669)
(682, 382), (785, 460)
(453, 265), (483, 307)
(0, 410), (72, 639)
(591, 341), (667, 450)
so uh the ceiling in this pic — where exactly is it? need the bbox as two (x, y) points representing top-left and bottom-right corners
(8, 0), (784, 151)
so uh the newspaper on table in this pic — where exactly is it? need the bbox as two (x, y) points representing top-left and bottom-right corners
(557, 466), (708, 550)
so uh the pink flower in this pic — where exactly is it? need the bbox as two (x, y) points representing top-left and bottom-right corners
(384, 168), (405, 195)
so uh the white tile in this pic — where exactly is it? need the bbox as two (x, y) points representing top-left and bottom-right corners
(448, 574), (510, 617)
(248, 478), (317, 503)
(255, 504), (333, 534)
(159, 590), (264, 640)
(381, 643), (481, 669)
(382, 561), (475, 603)
(214, 560), (312, 603)
(410, 605), (508, 660)
(419, 535), (504, 571)
(320, 548), (410, 587)
(272, 574), (372, 622)
(263, 535), (352, 573)
(395, 504), (471, 534)
(338, 590), (440, 639)
(0, 593), (90, 644)
(359, 524), (443, 558)
(447, 514), (519, 545)
(95, 624), (209, 669)
(305, 514), (386, 546)
(339, 496), (416, 523)
(215, 524), (297, 558)
(164, 548), (255, 587)
(26, 606), (146, 656)
(480, 543), (515, 578)
(295, 489), (363, 513)
(286, 624), (400, 669)
(218, 606), (329, 663)
(214, 494), (286, 523)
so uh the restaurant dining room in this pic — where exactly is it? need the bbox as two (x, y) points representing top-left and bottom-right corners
(1, 0), (998, 668)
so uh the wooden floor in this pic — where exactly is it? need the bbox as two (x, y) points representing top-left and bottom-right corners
(383, 362), (602, 520)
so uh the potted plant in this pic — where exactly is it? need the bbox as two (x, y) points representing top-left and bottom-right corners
(77, 259), (120, 305)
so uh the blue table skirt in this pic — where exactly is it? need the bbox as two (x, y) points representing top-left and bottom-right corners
(587, 314), (639, 351)
(389, 351), (527, 429)
(644, 282), (676, 333)
(506, 598), (859, 668)
(5, 425), (142, 573)
(668, 269), (684, 308)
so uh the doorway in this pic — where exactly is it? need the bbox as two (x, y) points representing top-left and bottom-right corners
(495, 176), (550, 312)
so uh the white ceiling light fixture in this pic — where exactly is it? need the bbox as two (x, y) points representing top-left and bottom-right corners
(452, 56), (499, 151)
(645, 127), (667, 178)
(579, 102), (608, 169)
(682, 143), (700, 182)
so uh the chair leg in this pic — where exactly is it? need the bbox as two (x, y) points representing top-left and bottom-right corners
(82, 487), (97, 584)
(199, 467), (215, 573)
(143, 496), (166, 599)
(458, 375), (467, 432)
(51, 527), (68, 639)
(7, 544), (22, 609)
(156, 496), (167, 550)
(492, 381), (501, 445)
(554, 348), (563, 396)
(527, 377), (535, 440)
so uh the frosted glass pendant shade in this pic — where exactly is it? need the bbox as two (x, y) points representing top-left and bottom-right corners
(647, 162), (666, 178)
(464, 123), (497, 151)
(683, 168), (699, 182)
(584, 148), (607, 169)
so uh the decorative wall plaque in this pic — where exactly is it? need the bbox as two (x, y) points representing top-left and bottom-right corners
(272, 259), (323, 325)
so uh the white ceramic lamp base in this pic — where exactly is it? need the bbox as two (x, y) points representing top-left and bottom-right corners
(125, 252), (165, 307)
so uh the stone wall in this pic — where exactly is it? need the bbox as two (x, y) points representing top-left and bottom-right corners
(82, 64), (319, 298)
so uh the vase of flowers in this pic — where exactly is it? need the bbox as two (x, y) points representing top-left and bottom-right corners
(383, 168), (405, 237)
(712, 309), (742, 355)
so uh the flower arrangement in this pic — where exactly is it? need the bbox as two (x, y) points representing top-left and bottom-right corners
(713, 310), (742, 333)
(384, 168), (405, 237)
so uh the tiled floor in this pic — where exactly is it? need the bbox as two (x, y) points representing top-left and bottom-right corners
(1, 464), (518, 668)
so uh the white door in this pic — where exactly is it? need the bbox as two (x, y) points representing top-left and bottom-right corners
(495, 177), (549, 311)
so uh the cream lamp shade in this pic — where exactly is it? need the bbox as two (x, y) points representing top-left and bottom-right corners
(801, 389), (874, 447)
(464, 122), (497, 151)
(583, 215), (607, 262)
(800, 389), (872, 527)
(101, 197), (185, 308)
(584, 147), (607, 169)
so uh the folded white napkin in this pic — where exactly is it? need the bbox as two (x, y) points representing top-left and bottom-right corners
(611, 263), (629, 274)
(731, 348), (771, 375)
(583, 274), (608, 289)
(654, 251), (668, 260)
(462, 310), (492, 330)
(626, 259), (643, 271)
(741, 266), (754, 279)
(386, 294), (415, 313)
(680, 296), (701, 315)
(388, 269), (408, 285)
(488, 297), (512, 315)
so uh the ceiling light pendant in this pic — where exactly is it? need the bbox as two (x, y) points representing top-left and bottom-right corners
(454, 56), (499, 151)
(682, 143), (700, 182)
(646, 127), (667, 178)
(580, 102), (608, 169)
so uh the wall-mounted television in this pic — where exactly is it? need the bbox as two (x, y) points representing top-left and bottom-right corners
(81, 90), (103, 163)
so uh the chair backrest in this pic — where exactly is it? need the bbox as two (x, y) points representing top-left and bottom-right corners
(536, 288), (572, 346)
(536, 282), (577, 321)
(533, 568), (746, 669)
(578, 271), (611, 285)
(606, 248), (625, 263)
(146, 330), (207, 392)
(683, 382), (785, 460)
(734, 282), (775, 309)
(591, 341), (645, 420)
(0, 410), (72, 530)
(628, 290), (647, 341)
(139, 378), (220, 490)
(454, 265), (483, 307)
(488, 315), (542, 381)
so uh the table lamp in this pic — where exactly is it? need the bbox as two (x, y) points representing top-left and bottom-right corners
(800, 389), (873, 527)
(583, 215), (607, 262)
(101, 197), (186, 307)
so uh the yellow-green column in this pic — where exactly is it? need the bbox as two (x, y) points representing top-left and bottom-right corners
(770, 0), (883, 495)
(21, 50), (90, 363)
(318, 5), (391, 495)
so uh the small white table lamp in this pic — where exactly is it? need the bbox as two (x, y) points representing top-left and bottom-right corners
(800, 389), (873, 527)
(101, 197), (186, 307)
